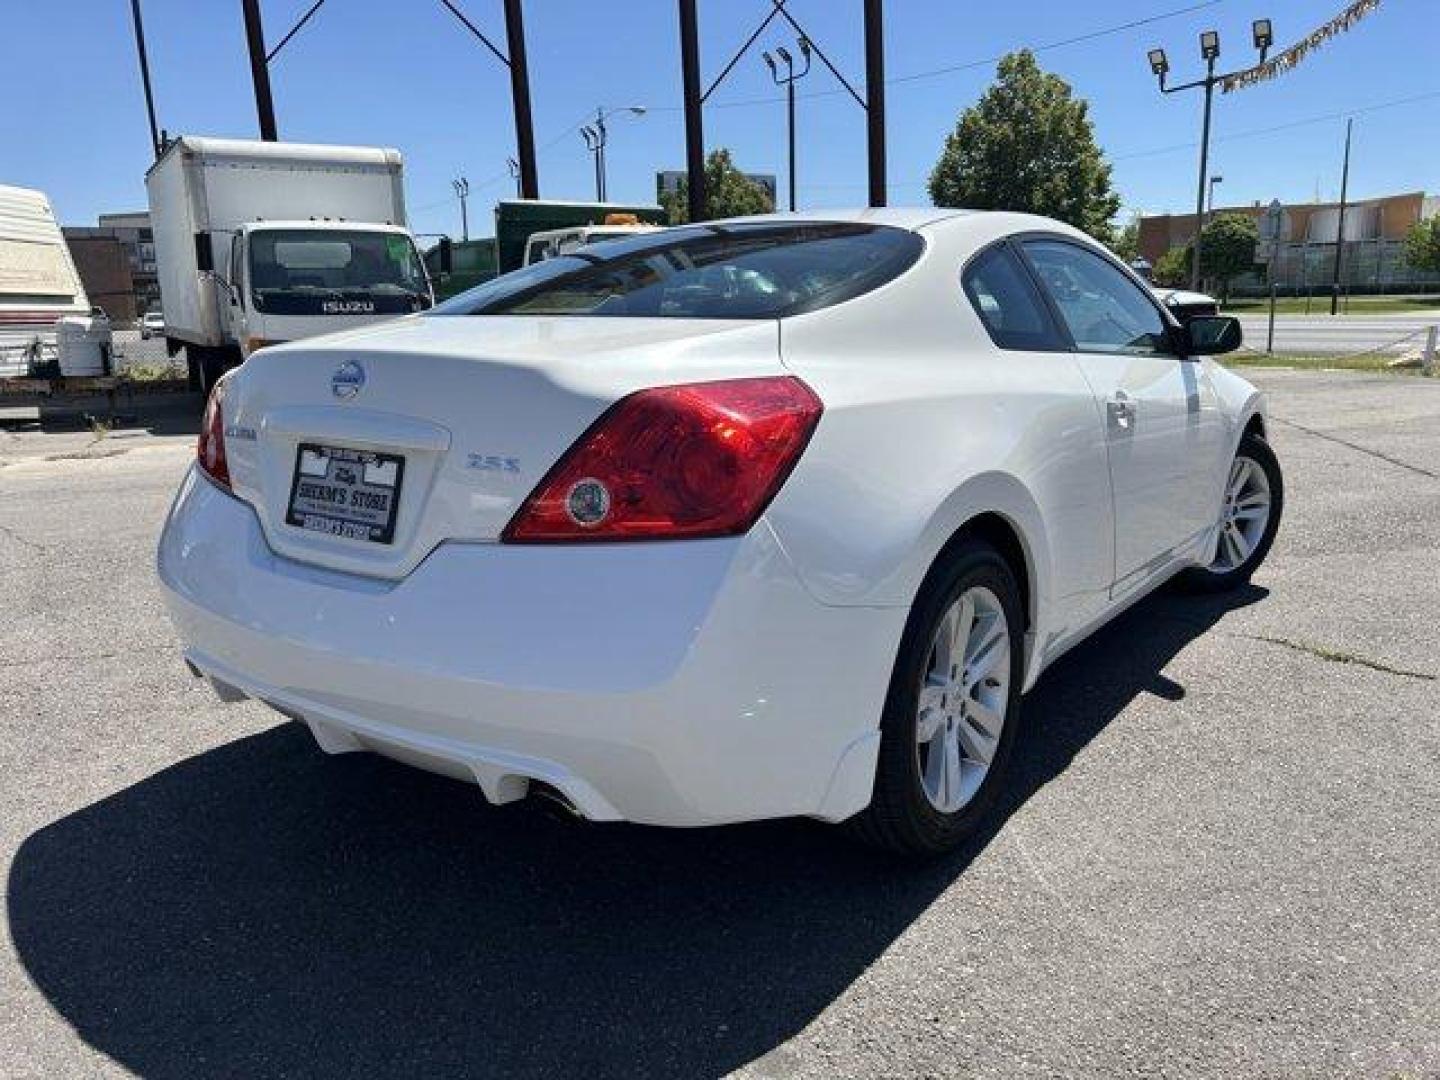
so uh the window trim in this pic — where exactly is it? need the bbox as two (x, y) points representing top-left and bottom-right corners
(958, 238), (1070, 354)
(1013, 231), (1181, 358)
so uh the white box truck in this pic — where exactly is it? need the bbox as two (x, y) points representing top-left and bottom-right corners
(146, 137), (434, 390)
(0, 184), (95, 379)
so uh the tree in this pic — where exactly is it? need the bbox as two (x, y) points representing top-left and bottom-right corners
(928, 50), (1121, 243)
(659, 149), (774, 225)
(1198, 213), (1258, 299)
(1152, 246), (1191, 288)
(1402, 217), (1440, 274)
(1112, 213), (1141, 264)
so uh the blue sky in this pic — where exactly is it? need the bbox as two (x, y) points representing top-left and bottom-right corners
(3, 0), (1436, 238)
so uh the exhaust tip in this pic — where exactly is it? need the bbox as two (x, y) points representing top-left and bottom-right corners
(528, 782), (586, 823)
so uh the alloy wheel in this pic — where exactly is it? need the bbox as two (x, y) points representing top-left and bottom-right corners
(1211, 455), (1272, 572)
(914, 586), (1011, 814)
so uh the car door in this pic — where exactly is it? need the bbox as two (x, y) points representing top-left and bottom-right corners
(1019, 236), (1226, 598)
(960, 241), (1115, 640)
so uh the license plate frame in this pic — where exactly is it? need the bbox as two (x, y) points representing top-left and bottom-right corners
(284, 442), (406, 545)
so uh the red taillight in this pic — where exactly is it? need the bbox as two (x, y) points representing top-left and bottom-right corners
(196, 379), (230, 490)
(502, 376), (823, 543)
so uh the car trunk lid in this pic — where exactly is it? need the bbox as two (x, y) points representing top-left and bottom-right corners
(218, 315), (782, 579)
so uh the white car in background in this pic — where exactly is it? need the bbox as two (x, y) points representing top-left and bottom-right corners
(157, 210), (1282, 855)
(139, 311), (165, 339)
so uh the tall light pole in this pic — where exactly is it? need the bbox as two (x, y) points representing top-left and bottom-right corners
(1148, 18), (1272, 292)
(763, 38), (812, 212)
(1330, 117), (1353, 315)
(452, 176), (470, 241)
(579, 106), (645, 203)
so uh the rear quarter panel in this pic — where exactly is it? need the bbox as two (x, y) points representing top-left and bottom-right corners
(765, 216), (1116, 671)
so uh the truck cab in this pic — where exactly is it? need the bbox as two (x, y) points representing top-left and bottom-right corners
(522, 222), (660, 266)
(221, 221), (432, 359)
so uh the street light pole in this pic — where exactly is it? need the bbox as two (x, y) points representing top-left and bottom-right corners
(1149, 19), (1272, 293)
(1191, 60), (1215, 291)
(1207, 175), (1224, 226)
(763, 39), (812, 212)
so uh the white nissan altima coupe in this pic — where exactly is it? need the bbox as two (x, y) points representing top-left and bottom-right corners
(158, 209), (1282, 855)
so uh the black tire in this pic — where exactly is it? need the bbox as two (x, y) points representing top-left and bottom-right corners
(1176, 432), (1284, 593)
(847, 539), (1026, 857)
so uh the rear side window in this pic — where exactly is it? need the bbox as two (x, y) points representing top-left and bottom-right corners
(1022, 239), (1172, 356)
(432, 222), (924, 320)
(961, 244), (1065, 351)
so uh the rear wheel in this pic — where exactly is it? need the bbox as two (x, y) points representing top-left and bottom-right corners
(849, 540), (1025, 857)
(1177, 432), (1283, 592)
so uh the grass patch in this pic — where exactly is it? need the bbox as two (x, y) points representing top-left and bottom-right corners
(1223, 352), (1426, 373)
(1222, 296), (1440, 315)
(121, 362), (187, 383)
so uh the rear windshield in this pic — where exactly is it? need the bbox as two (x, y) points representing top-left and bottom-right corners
(431, 222), (923, 319)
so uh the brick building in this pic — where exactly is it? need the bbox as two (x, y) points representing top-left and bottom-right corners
(1139, 191), (1440, 292)
(63, 211), (159, 324)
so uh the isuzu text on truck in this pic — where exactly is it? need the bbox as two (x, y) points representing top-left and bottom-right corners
(147, 137), (433, 390)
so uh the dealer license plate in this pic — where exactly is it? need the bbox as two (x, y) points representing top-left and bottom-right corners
(285, 443), (405, 544)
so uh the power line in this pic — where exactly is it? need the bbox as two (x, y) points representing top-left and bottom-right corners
(793, 87), (1440, 193)
(645, 0), (1227, 112)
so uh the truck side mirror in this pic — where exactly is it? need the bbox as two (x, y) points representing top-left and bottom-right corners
(194, 232), (213, 273)
(437, 237), (454, 276)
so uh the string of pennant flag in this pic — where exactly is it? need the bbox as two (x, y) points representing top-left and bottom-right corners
(1221, 0), (1383, 93)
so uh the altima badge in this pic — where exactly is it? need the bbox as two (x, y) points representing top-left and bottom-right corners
(331, 360), (365, 400)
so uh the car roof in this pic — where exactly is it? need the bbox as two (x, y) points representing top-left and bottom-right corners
(712, 207), (1095, 243)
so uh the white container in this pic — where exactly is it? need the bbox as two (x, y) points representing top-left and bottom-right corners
(56, 313), (111, 377)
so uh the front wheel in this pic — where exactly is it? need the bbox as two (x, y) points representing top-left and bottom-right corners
(1177, 432), (1284, 593)
(848, 540), (1026, 857)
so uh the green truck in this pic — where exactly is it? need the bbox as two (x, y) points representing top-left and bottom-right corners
(494, 199), (667, 274)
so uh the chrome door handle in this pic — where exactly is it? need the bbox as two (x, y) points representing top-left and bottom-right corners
(1107, 394), (1136, 432)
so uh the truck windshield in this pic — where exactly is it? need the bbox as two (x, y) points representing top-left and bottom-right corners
(432, 222), (923, 319)
(248, 229), (428, 316)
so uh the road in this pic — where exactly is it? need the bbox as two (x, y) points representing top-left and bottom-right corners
(2, 371), (1438, 1077)
(1235, 309), (1440, 356)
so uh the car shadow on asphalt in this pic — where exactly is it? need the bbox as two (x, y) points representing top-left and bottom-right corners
(8, 584), (1266, 1079)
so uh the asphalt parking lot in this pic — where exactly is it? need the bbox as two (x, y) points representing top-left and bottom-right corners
(1, 369), (1437, 1078)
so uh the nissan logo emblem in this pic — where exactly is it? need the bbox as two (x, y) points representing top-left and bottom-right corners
(331, 360), (365, 400)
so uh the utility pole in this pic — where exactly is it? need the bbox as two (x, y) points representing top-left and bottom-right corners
(502, 0), (538, 199)
(439, 0), (539, 200)
(452, 177), (470, 241)
(240, 0), (278, 140)
(128, 0), (161, 157)
(763, 40), (811, 212)
(678, 0), (706, 221)
(581, 125), (605, 201)
(1330, 117), (1352, 315)
(863, 0), (886, 207)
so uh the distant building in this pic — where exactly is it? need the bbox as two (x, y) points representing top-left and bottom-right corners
(63, 211), (159, 323)
(1139, 191), (1440, 293)
(656, 170), (778, 204)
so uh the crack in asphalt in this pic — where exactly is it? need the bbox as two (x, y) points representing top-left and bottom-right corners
(1237, 632), (1436, 682)
(0, 522), (48, 554)
(0, 644), (174, 670)
(1270, 415), (1438, 480)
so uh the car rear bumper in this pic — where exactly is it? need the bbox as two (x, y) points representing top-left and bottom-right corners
(157, 467), (907, 826)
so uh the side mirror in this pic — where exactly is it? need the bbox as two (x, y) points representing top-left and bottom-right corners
(437, 237), (454, 276)
(1180, 315), (1242, 357)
